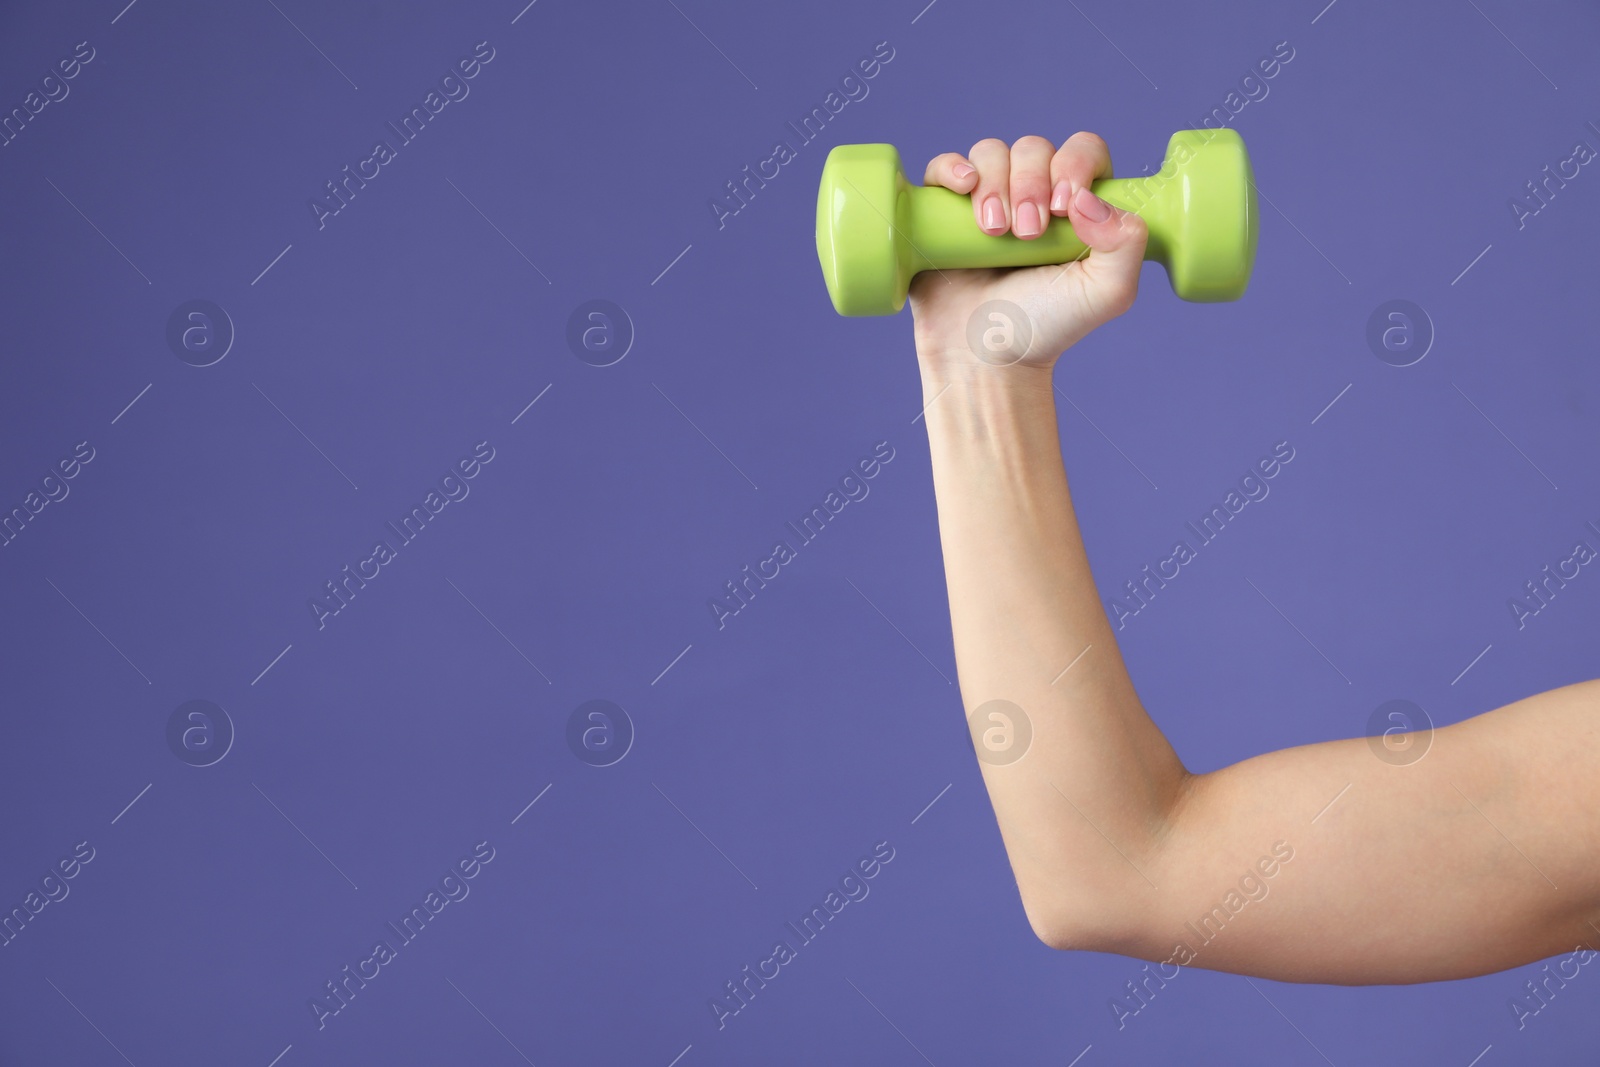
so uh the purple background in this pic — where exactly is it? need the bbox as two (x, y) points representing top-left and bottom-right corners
(2, 0), (1597, 1064)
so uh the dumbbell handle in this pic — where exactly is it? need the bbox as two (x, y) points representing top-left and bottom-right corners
(903, 178), (1152, 271)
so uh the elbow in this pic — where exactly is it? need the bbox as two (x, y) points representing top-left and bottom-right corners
(1021, 892), (1151, 955)
(1025, 911), (1090, 953)
(1018, 776), (1196, 954)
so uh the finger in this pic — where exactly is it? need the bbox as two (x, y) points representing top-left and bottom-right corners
(923, 151), (978, 193)
(1067, 185), (1149, 319)
(1049, 131), (1114, 216)
(967, 138), (1011, 236)
(1008, 135), (1055, 240)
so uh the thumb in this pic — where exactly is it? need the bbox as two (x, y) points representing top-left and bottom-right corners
(1067, 186), (1148, 317)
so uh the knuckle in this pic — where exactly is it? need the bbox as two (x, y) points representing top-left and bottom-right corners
(1065, 130), (1109, 154)
(1012, 134), (1054, 154)
(973, 169), (1007, 194)
(924, 155), (954, 182)
(1010, 173), (1049, 198)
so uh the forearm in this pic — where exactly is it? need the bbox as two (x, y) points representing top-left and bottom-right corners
(919, 363), (1187, 946)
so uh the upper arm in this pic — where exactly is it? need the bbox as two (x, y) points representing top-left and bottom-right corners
(1121, 680), (1600, 983)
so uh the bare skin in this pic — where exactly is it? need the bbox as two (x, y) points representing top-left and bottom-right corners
(909, 131), (1600, 984)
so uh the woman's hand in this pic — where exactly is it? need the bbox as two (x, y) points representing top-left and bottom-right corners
(908, 132), (1148, 382)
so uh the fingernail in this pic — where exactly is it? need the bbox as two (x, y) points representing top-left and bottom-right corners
(1014, 201), (1041, 237)
(952, 162), (975, 180)
(1075, 186), (1112, 223)
(982, 196), (1005, 233)
(1050, 180), (1071, 213)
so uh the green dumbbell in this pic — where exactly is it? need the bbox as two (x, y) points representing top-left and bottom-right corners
(815, 128), (1258, 316)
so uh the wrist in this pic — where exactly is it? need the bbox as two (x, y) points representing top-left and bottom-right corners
(916, 360), (1058, 439)
(916, 356), (1057, 401)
